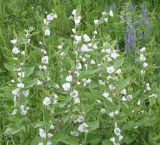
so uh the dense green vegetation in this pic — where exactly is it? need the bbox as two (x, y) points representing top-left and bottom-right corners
(0, 0), (160, 145)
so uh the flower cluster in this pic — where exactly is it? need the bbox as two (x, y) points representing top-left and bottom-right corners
(43, 12), (57, 36)
(110, 123), (123, 145)
(139, 47), (148, 74)
(11, 28), (32, 116)
(37, 11), (57, 145)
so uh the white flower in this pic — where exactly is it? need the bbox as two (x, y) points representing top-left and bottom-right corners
(107, 97), (113, 102)
(91, 59), (96, 64)
(38, 143), (44, 145)
(43, 97), (51, 106)
(23, 90), (29, 97)
(39, 128), (46, 138)
(76, 115), (84, 123)
(116, 69), (121, 75)
(44, 28), (50, 36)
(121, 96), (127, 102)
(83, 34), (90, 42)
(18, 72), (25, 78)
(149, 94), (157, 98)
(94, 30), (97, 35)
(104, 17), (108, 22)
(120, 89), (127, 95)
(37, 80), (43, 85)
(137, 100), (141, 105)
(82, 57), (86, 62)
(20, 105), (29, 116)
(114, 110), (119, 115)
(106, 66), (114, 74)
(99, 80), (105, 85)
(111, 52), (119, 59)
(109, 9), (113, 17)
(109, 84), (115, 90)
(140, 54), (146, 62)
(74, 97), (80, 104)
(70, 131), (79, 136)
(106, 48), (112, 53)
(102, 92), (109, 98)
(143, 62), (148, 68)
(126, 94), (132, 100)
(141, 70), (145, 74)
(140, 47), (146, 52)
(146, 83), (151, 91)
(50, 124), (55, 129)
(58, 44), (63, 49)
(42, 56), (49, 64)
(110, 137), (116, 143)
(96, 100), (101, 104)
(78, 123), (88, 133)
(114, 128), (121, 136)
(107, 76), (112, 80)
(76, 62), (82, 70)
(107, 57), (112, 62)
(41, 49), (47, 54)
(12, 47), (20, 54)
(101, 108), (106, 113)
(12, 88), (20, 96)
(21, 109), (27, 116)
(72, 9), (77, 16)
(74, 16), (81, 25)
(119, 135), (123, 141)
(11, 109), (17, 115)
(66, 75), (72, 82)
(47, 141), (52, 145)
(72, 28), (76, 33)
(48, 133), (53, 138)
(21, 51), (25, 56)
(93, 43), (98, 49)
(62, 83), (71, 91)
(81, 44), (90, 52)
(94, 19), (99, 25)
(75, 35), (81, 43)
(10, 39), (17, 45)
(43, 19), (49, 25)
(70, 90), (78, 98)
(109, 112), (114, 117)
(42, 65), (47, 71)
(11, 79), (15, 83)
(17, 83), (24, 88)
(47, 13), (57, 21)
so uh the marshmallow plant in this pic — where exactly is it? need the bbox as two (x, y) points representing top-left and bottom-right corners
(36, 11), (57, 145)
(3, 5), (159, 145)
(10, 28), (33, 117)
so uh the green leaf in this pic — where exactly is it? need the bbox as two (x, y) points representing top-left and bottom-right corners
(88, 120), (99, 131)
(61, 136), (79, 145)
(53, 131), (65, 142)
(31, 136), (42, 145)
(102, 139), (112, 145)
(114, 57), (124, 69)
(25, 66), (34, 76)
(4, 125), (25, 136)
(79, 68), (101, 78)
(25, 78), (38, 88)
(4, 63), (14, 71)
(87, 132), (101, 145)
(53, 133), (79, 145)
(116, 78), (130, 91)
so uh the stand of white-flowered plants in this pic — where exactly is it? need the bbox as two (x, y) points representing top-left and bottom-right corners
(8, 9), (157, 145)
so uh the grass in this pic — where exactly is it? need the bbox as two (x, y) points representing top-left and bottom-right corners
(0, 0), (160, 145)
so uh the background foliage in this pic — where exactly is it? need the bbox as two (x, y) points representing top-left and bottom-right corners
(0, 0), (160, 145)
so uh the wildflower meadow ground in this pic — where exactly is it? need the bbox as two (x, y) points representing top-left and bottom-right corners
(0, 0), (160, 145)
